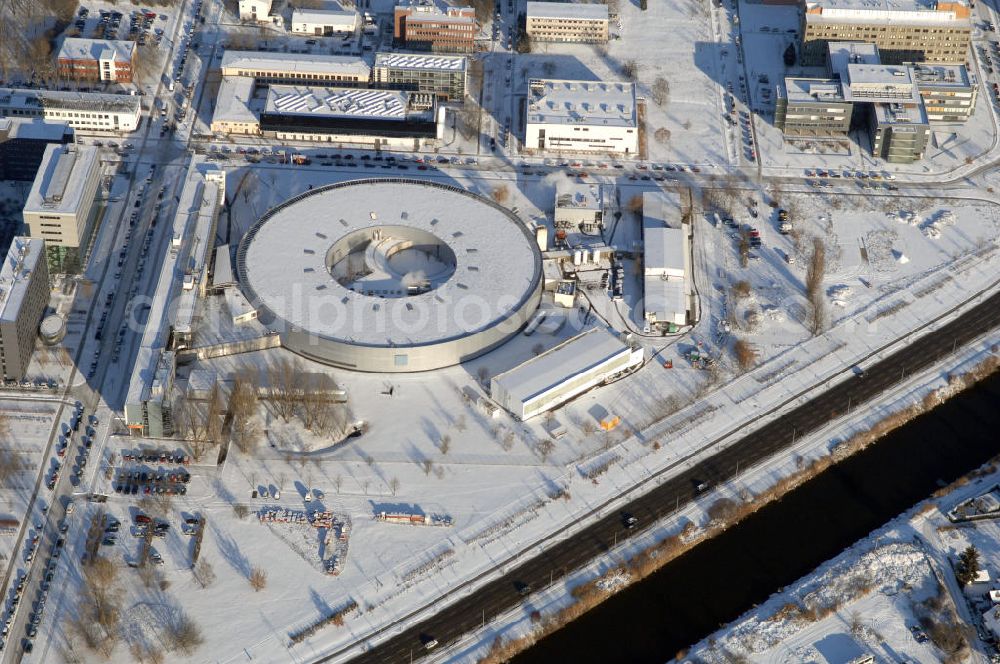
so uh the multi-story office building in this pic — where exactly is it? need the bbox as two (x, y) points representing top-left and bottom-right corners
(0, 118), (74, 182)
(0, 238), (49, 381)
(871, 102), (930, 162)
(775, 78), (853, 138)
(219, 51), (371, 86)
(525, 2), (609, 43)
(57, 38), (137, 83)
(393, 0), (476, 53)
(0, 88), (141, 133)
(290, 8), (359, 35)
(777, 41), (949, 162)
(912, 62), (977, 123)
(800, 0), (972, 66)
(372, 52), (467, 100)
(525, 78), (638, 155)
(23, 144), (101, 271)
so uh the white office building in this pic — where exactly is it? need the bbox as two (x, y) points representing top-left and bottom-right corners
(291, 8), (359, 35)
(239, 0), (274, 22)
(490, 327), (643, 420)
(525, 79), (638, 156)
(23, 144), (101, 250)
(0, 88), (141, 133)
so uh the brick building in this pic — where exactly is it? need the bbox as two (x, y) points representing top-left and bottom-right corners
(57, 38), (137, 83)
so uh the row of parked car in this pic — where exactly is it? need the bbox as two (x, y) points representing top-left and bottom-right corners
(121, 450), (192, 465)
(113, 467), (191, 496)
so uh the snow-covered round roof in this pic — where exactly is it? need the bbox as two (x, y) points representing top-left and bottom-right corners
(237, 179), (542, 350)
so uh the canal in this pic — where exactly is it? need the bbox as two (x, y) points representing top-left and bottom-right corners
(514, 371), (1000, 664)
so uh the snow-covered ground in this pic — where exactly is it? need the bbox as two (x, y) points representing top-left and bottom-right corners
(441, 330), (1000, 664)
(28, 150), (1000, 664)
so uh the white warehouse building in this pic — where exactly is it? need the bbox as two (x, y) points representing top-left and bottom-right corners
(491, 327), (643, 420)
(291, 8), (359, 35)
(642, 191), (690, 330)
(525, 79), (637, 156)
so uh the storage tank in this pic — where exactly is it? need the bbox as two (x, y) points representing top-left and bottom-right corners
(39, 315), (66, 346)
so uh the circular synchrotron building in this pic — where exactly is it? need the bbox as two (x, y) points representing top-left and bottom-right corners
(236, 179), (543, 372)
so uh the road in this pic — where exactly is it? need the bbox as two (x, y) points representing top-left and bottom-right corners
(328, 287), (1000, 663)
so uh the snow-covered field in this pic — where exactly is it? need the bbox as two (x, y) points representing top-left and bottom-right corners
(15, 0), (1000, 660)
(29, 150), (1000, 664)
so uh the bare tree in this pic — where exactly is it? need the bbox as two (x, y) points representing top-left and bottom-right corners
(266, 357), (303, 422)
(622, 59), (640, 81)
(165, 610), (204, 655)
(456, 97), (482, 141)
(454, 415), (467, 432)
(249, 566), (267, 591)
(733, 339), (757, 372)
(651, 77), (670, 106)
(469, 0), (495, 23)
(389, 477), (400, 496)
(536, 439), (555, 462)
(654, 127), (671, 144)
(194, 558), (215, 588)
(805, 237), (827, 335)
(439, 435), (451, 455)
(422, 458), (434, 476)
(229, 370), (260, 454)
(0, 449), (23, 486)
(333, 474), (343, 494)
(491, 184), (510, 204)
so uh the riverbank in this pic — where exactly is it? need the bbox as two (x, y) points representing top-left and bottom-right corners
(448, 338), (1000, 663)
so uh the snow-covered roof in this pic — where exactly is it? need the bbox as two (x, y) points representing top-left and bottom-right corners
(644, 277), (686, 324)
(805, 0), (969, 23)
(0, 117), (72, 142)
(24, 143), (99, 216)
(0, 87), (140, 114)
(373, 52), (467, 72)
(491, 327), (630, 406)
(57, 37), (135, 63)
(264, 85), (424, 121)
(527, 79), (636, 129)
(873, 100), (927, 126)
(291, 7), (358, 25)
(526, 1), (609, 20)
(220, 50), (371, 78)
(0, 238), (44, 325)
(556, 183), (602, 211)
(237, 179), (541, 347)
(642, 191), (685, 274)
(911, 63), (972, 88)
(782, 77), (847, 104)
(828, 41), (881, 79)
(212, 76), (259, 126)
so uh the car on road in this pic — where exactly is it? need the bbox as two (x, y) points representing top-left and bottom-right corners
(622, 513), (638, 529)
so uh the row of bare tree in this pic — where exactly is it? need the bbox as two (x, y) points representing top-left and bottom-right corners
(171, 359), (349, 460)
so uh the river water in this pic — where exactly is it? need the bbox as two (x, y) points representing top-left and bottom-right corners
(514, 372), (1000, 664)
